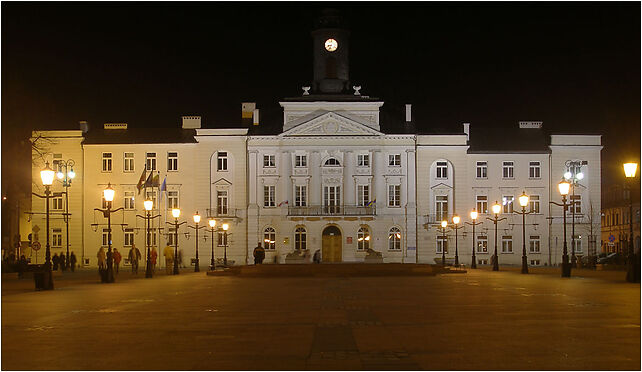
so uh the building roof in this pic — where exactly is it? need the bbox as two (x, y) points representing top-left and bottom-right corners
(467, 125), (550, 153)
(82, 127), (198, 145)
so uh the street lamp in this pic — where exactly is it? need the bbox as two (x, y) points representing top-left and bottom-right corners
(31, 162), (56, 290)
(564, 160), (584, 267)
(167, 208), (186, 275)
(222, 223), (229, 267)
(208, 219), (216, 270)
(440, 220), (448, 267)
(452, 215), (464, 267)
(189, 211), (204, 272)
(552, 180), (572, 277)
(624, 162), (639, 283)
(466, 210), (482, 269)
(515, 191), (531, 274)
(487, 201), (506, 271)
(137, 199), (160, 278)
(56, 159), (75, 270)
(94, 183), (123, 283)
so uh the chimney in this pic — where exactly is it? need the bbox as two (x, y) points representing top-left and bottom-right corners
(463, 122), (470, 141)
(241, 102), (256, 126)
(253, 109), (260, 126)
(405, 104), (412, 123)
(519, 121), (543, 129)
(181, 116), (201, 129)
(79, 120), (89, 133)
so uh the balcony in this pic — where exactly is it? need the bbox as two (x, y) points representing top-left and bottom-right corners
(424, 213), (450, 224)
(206, 208), (240, 219)
(288, 205), (376, 217)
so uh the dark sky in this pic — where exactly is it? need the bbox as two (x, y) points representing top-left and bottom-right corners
(2, 2), (640, 191)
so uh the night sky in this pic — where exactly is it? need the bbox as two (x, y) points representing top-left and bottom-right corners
(2, 3), (640, 193)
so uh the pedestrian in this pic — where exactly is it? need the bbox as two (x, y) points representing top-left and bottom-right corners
(313, 249), (321, 264)
(128, 244), (141, 274)
(150, 247), (158, 273)
(97, 247), (106, 270)
(59, 253), (66, 272)
(113, 248), (122, 274)
(163, 245), (174, 274)
(52, 253), (59, 271)
(18, 255), (27, 278)
(69, 252), (77, 272)
(253, 243), (265, 265)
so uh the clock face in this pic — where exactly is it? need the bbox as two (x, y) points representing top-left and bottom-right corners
(324, 38), (338, 52)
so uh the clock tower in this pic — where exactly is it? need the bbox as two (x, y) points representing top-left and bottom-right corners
(311, 9), (350, 94)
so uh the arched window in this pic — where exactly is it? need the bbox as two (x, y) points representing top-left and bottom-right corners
(388, 227), (401, 251)
(263, 227), (276, 250)
(357, 227), (370, 250)
(324, 158), (341, 167)
(295, 227), (307, 250)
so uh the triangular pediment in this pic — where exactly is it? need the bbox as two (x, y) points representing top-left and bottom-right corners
(212, 178), (233, 186)
(280, 111), (383, 137)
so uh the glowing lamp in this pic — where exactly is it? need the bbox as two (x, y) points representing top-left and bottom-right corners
(193, 211), (201, 224)
(68, 168), (76, 179)
(492, 202), (501, 215)
(172, 208), (181, 219)
(40, 162), (55, 186)
(209, 219), (216, 228)
(518, 191), (529, 208)
(470, 210), (478, 220)
(103, 183), (115, 202)
(452, 215), (460, 225)
(144, 200), (153, 211)
(558, 180), (570, 196)
(222, 223), (229, 231)
(441, 220), (447, 228)
(564, 171), (572, 180)
(624, 162), (638, 178)
(576, 172), (584, 180)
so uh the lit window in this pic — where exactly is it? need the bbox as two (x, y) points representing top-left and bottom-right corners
(502, 195), (514, 214)
(263, 227), (276, 250)
(102, 153), (112, 172)
(388, 227), (402, 250)
(357, 227), (370, 250)
(477, 236), (488, 253)
(145, 190), (157, 210)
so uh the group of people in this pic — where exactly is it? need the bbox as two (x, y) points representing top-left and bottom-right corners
(96, 243), (184, 275)
(51, 252), (78, 271)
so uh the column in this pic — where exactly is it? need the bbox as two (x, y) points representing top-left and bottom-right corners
(310, 151), (321, 206)
(405, 149), (417, 263)
(281, 151), (291, 215)
(344, 151), (355, 206)
(373, 151), (386, 208)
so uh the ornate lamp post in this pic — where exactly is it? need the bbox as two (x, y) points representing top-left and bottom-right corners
(188, 211), (205, 272)
(167, 208), (186, 275)
(440, 220), (448, 267)
(208, 219), (217, 270)
(487, 202), (506, 271)
(624, 162), (639, 283)
(564, 161), (584, 267)
(55, 159), (75, 270)
(222, 223), (229, 267)
(452, 215), (464, 267)
(515, 191), (531, 274)
(466, 210), (482, 269)
(94, 183), (123, 283)
(136, 199), (161, 278)
(31, 162), (56, 290)
(552, 180), (572, 277)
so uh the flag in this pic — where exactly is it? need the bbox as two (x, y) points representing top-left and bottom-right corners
(144, 171), (154, 188)
(152, 173), (160, 187)
(278, 200), (289, 207)
(159, 177), (167, 202)
(136, 169), (147, 194)
(366, 199), (376, 207)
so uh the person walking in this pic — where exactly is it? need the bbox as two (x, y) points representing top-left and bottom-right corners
(113, 248), (122, 274)
(59, 254), (66, 272)
(97, 247), (106, 271)
(69, 252), (77, 272)
(163, 245), (174, 274)
(150, 247), (158, 273)
(128, 244), (141, 274)
(18, 255), (27, 278)
(313, 249), (321, 264)
(253, 243), (265, 265)
(52, 253), (59, 271)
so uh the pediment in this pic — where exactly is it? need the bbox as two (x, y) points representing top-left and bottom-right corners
(212, 178), (233, 186)
(280, 112), (383, 137)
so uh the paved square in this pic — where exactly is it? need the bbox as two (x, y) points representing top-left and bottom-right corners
(2, 267), (640, 370)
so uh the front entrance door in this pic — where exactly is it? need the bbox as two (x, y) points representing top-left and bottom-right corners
(322, 225), (342, 262)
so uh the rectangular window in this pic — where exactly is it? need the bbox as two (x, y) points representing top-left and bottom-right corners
(502, 195), (514, 214)
(146, 153), (157, 171)
(477, 236), (488, 253)
(124, 152), (135, 172)
(529, 195), (540, 214)
(476, 161), (487, 178)
(357, 185), (369, 207)
(436, 161), (448, 179)
(357, 154), (369, 167)
(295, 155), (307, 167)
(168, 191), (179, 209)
(167, 152), (178, 171)
(263, 155), (275, 167)
(217, 152), (228, 171)
(294, 185), (307, 207)
(52, 196), (63, 210)
(501, 236), (513, 253)
(167, 228), (175, 246)
(102, 152), (112, 172)
(52, 228), (62, 247)
(502, 161), (514, 178)
(146, 231), (157, 247)
(145, 190), (157, 210)
(323, 186), (341, 213)
(102, 228), (109, 246)
(124, 228), (134, 246)
(217, 190), (228, 215)
(264, 186), (275, 207)
(436, 235), (448, 254)
(529, 235), (541, 253)
(572, 236), (583, 254)
(124, 191), (135, 210)
(476, 195), (488, 214)
(388, 184), (401, 207)
(530, 259), (541, 266)
(571, 195), (582, 214)
(529, 161), (541, 178)
(217, 231), (228, 247)
(388, 154), (401, 166)
(435, 195), (448, 221)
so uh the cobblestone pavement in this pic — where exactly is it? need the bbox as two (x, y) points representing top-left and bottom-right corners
(2, 266), (639, 370)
